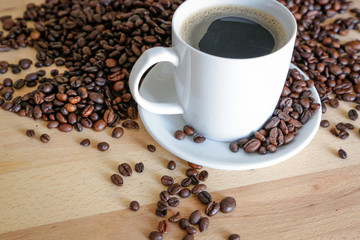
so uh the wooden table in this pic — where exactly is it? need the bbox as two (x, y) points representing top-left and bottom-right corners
(0, 1), (360, 239)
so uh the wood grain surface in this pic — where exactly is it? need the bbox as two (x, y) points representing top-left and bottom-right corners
(0, 0), (360, 239)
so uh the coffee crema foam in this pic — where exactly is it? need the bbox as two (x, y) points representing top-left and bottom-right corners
(180, 5), (287, 54)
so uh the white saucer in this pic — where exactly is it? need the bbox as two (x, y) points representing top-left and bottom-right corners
(138, 62), (321, 170)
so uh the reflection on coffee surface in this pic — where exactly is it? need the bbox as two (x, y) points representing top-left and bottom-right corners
(198, 16), (275, 58)
(180, 5), (287, 59)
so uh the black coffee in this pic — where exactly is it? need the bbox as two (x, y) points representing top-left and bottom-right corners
(198, 17), (275, 58)
(181, 5), (287, 59)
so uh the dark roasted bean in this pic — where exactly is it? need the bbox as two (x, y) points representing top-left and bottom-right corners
(189, 210), (202, 225)
(185, 226), (197, 235)
(130, 201), (140, 211)
(80, 139), (90, 147)
(338, 149), (347, 159)
(149, 231), (163, 240)
(348, 109), (358, 121)
(182, 234), (194, 240)
(161, 175), (174, 186)
(147, 144), (156, 152)
(192, 184), (207, 194)
(40, 133), (50, 143)
(168, 197), (179, 207)
(168, 183), (181, 195)
(320, 120), (330, 128)
(179, 218), (190, 230)
(118, 163), (132, 176)
(122, 120), (139, 129)
(193, 134), (206, 143)
(168, 212), (181, 223)
(229, 141), (240, 152)
(181, 177), (192, 187)
(112, 127), (124, 138)
(198, 191), (212, 205)
(26, 129), (35, 137)
(198, 170), (208, 181)
(158, 220), (169, 234)
(135, 162), (144, 173)
(220, 196), (236, 213)
(174, 130), (186, 140)
(205, 201), (220, 216)
(183, 125), (195, 136)
(97, 142), (110, 151)
(199, 217), (209, 232)
(110, 174), (123, 186)
(179, 188), (191, 198)
(159, 191), (170, 202)
(228, 234), (241, 240)
(167, 160), (176, 170)
(155, 208), (167, 217)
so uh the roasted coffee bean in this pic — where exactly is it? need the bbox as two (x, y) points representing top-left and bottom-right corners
(157, 200), (169, 210)
(320, 120), (330, 128)
(155, 207), (167, 217)
(122, 120), (139, 129)
(110, 174), (123, 186)
(193, 134), (206, 143)
(183, 125), (195, 136)
(229, 141), (240, 152)
(130, 201), (140, 211)
(338, 149), (347, 159)
(189, 210), (202, 225)
(161, 175), (174, 186)
(149, 231), (163, 240)
(174, 130), (186, 140)
(198, 170), (208, 181)
(40, 133), (50, 143)
(26, 129), (35, 137)
(345, 123), (354, 130)
(243, 139), (261, 153)
(168, 212), (181, 223)
(188, 162), (202, 170)
(167, 160), (176, 170)
(181, 177), (192, 187)
(179, 188), (191, 198)
(228, 234), (241, 240)
(192, 184), (207, 194)
(336, 123), (347, 131)
(179, 218), (190, 230)
(220, 197), (236, 213)
(168, 197), (179, 207)
(199, 217), (209, 232)
(158, 220), (169, 234)
(111, 127), (124, 138)
(147, 144), (156, 152)
(182, 234), (194, 240)
(168, 183), (181, 195)
(3, 78), (12, 87)
(135, 162), (144, 173)
(186, 168), (198, 177)
(190, 175), (199, 185)
(185, 226), (197, 235)
(159, 191), (170, 202)
(93, 119), (107, 132)
(205, 201), (220, 217)
(198, 191), (212, 205)
(25, 72), (38, 82)
(58, 123), (73, 132)
(13, 79), (25, 89)
(80, 139), (90, 147)
(348, 109), (358, 120)
(97, 142), (110, 151)
(118, 163), (132, 177)
(19, 58), (32, 70)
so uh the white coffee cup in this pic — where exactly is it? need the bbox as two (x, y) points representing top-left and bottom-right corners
(129, 0), (297, 141)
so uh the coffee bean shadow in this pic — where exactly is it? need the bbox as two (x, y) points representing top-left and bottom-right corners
(329, 146), (339, 158)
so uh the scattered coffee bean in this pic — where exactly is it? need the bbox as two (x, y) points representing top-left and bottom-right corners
(130, 201), (140, 211)
(149, 231), (163, 240)
(345, 123), (354, 130)
(179, 218), (190, 230)
(80, 139), (90, 147)
(320, 120), (330, 128)
(229, 141), (240, 152)
(157, 200), (169, 210)
(147, 144), (156, 152)
(228, 234), (241, 240)
(161, 175), (174, 186)
(348, 109), (358, 120)
(205, 201), (220, 217)
(189, 210), (202, 225)
(220, 197), (236, 213)
(19, 58), (32, 70)
(190, 175), (199, 185)
(338, 149), (347, 159)
(168, 212), (181, 223)
(185, 226), (197, 235)
(168, 197), (179, 207)
(198, 170), (209, 181)
(182, 234), (194, 240)
(179, 188), (191, 198)
(155, 207), (168, 217)
(186, 168), (198, 177)
(183, 125), (195, 136)
(111, 127), (124, 138)
(110, 174), (123, 186)
(198, 217), (209, 233)
(97, 142), (109, 151)
(174, 130), (186, 140)
(122, 120), (139, 129)
(158, 220), (169, 234)
(40, 133), (50, 143)
(159, 191), (170, 202)
(198, 191), (212, 205)
(135, 162), (144, 173)
(167, 160), (176, 170)
(118, 163), (132, 177)
(193, 134), (206, 143)
(168, 183), (181, 195)
(188, 162), (202, 170)
(181, 177), (192, 187)
(192, 184), (207, 194)
(26, 129), (35, 137)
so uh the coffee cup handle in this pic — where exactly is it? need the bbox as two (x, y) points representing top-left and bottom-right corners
(129, 47), (184, 115)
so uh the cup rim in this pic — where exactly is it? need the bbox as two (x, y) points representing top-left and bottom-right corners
(172, 0), (297, 61)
